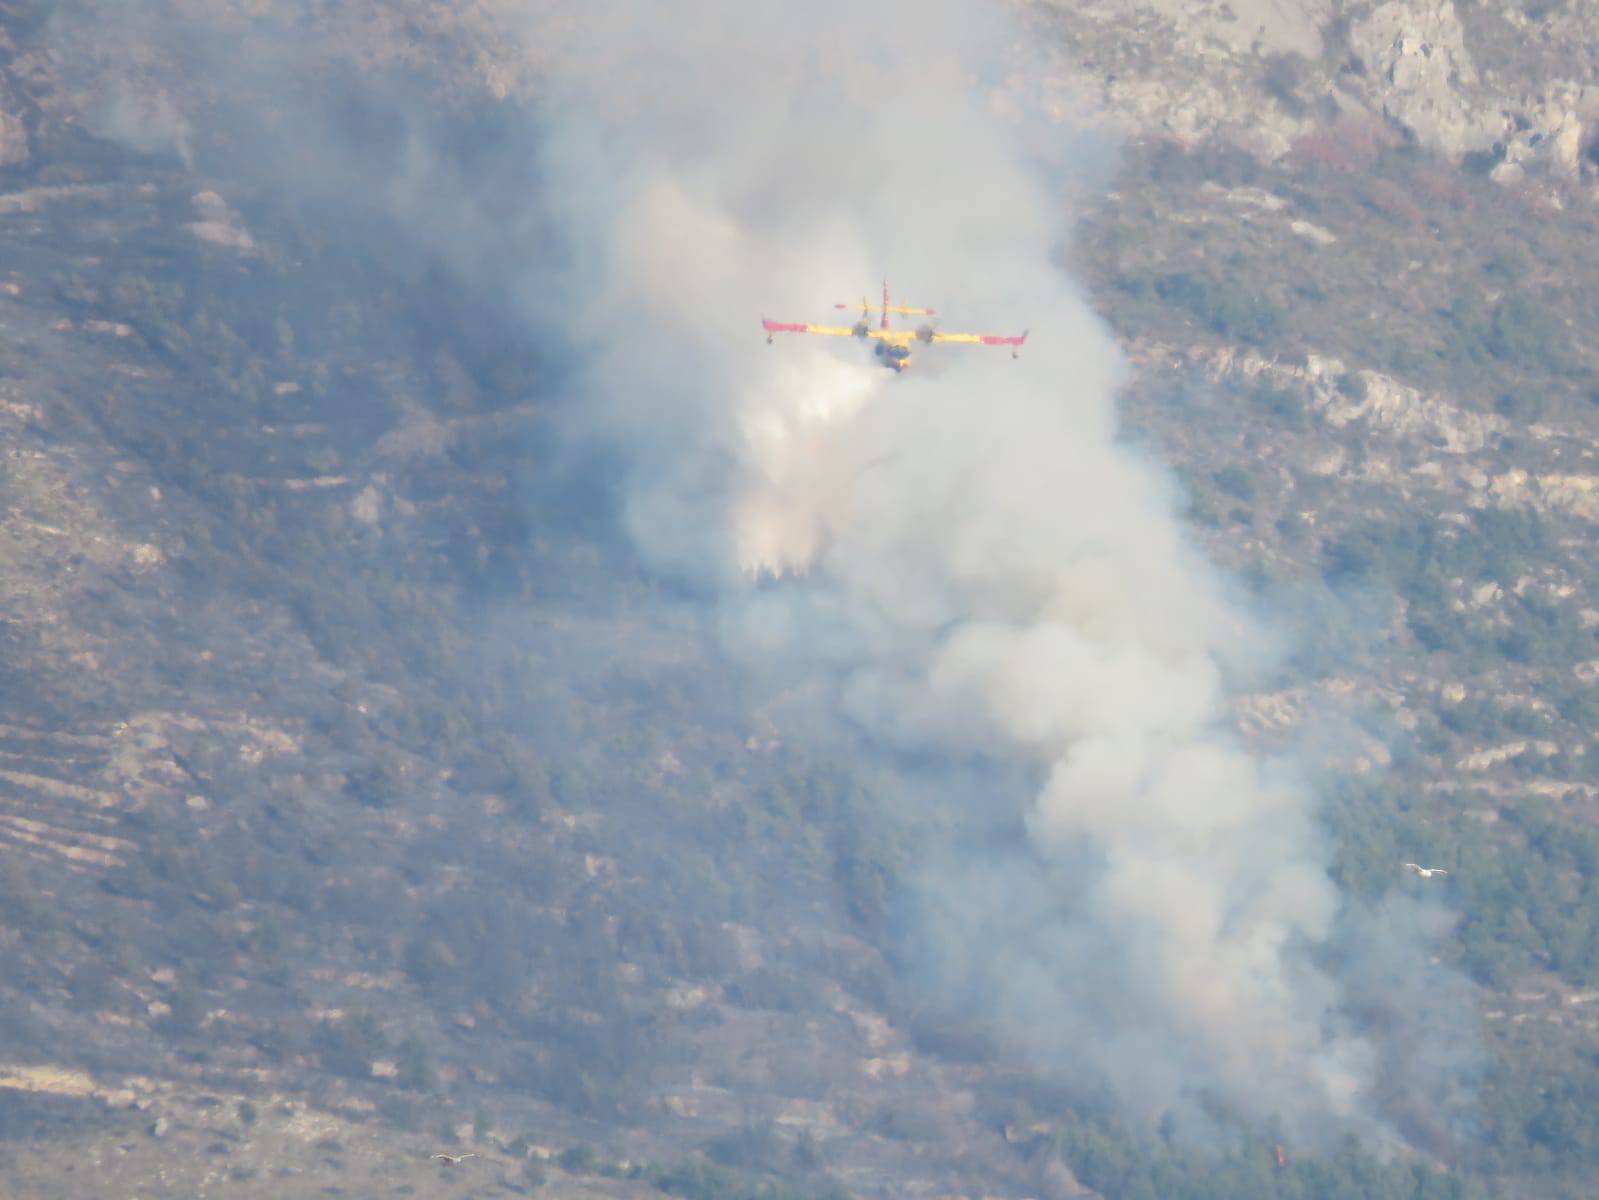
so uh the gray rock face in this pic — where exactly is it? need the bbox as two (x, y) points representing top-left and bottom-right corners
(1040, 0), (1599, 187)
(1347, 0), (1501, 160)
(1040, 0), (1327, 158)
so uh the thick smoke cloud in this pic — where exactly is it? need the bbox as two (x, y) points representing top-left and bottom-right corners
(517, 0), (1396, 1142)
(50, 0), (1477, 1147)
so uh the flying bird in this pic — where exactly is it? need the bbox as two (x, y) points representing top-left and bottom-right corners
(1403, 862), (1448, 879)
(432, 1152), (477, 1166)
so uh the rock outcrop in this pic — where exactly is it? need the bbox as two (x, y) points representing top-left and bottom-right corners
(1036, 0), (1599, 189)
(1347, 0), (1503, 161)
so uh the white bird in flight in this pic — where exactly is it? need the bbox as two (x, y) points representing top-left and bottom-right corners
(432, 1153), (477, 1166)
(1403, 862), (1448, 879)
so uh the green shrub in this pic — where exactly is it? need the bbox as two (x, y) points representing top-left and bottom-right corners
(396, 1032), (434, 1090)
(1212, 465), (1256, 502)
(557, 1144), (599, 1173)
(1335, 371), (1368, 400)
(314, 1009), (388, 1079)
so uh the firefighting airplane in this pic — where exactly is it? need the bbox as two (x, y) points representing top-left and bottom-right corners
(762, 281), (1027, 372)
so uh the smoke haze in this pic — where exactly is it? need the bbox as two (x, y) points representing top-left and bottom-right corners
(52, 0), (1478, 1149)
(518, 0), (1393, 1142)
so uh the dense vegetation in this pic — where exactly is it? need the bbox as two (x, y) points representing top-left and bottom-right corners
(1075, 133), (1599, 1198)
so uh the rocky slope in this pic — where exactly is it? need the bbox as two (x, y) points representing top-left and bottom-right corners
(4, 2), (1599, 1198)
(1035, 0), (1599, 189)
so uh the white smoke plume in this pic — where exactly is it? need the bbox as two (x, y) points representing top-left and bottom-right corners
(43, 0), (1471, 1148)
(519, 0), (1398, 1142)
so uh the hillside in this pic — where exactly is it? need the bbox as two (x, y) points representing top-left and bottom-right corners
(2, 2), (1599, 1199)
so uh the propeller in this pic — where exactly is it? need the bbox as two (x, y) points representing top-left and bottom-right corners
(834, 296), (873, 337)
(831, 286), (938, 336)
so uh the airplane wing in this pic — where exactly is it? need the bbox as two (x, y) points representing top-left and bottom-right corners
(928, 330), (1029, 347)
(765, 317), (1027, 355)
(763, 319), (857, 338)
(867, 327), (1027, 348)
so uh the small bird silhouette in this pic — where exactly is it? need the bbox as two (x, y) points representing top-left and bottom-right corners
(1403, 862), (1448, 879)
(432, 1152), (477, 1166)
